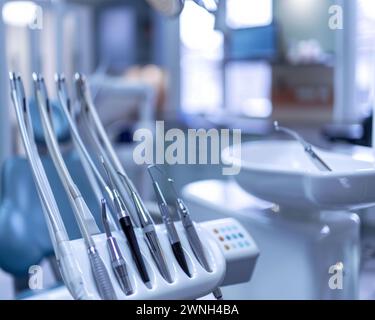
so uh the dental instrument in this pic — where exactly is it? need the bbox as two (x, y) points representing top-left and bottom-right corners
(9, 73), (92, 300)
(147, 165), (223, 299)
(74, 73), (138, 224)
(101, 157), (151, 286)
(74, 73), (172, 283)
(117, 171), (173, 283)
(33, 73), (116, 300)
(101, 199), (133, 295)
(55, 74), (118, 231)
(147, 165), (190, 277)
(274, 121), (332, 172)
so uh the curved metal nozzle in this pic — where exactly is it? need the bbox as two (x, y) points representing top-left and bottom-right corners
(274, 121), (308, 149)
(273, 121), (332, 172)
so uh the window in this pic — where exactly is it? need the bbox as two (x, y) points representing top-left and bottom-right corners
(180, 0), (273, 116)
(180, 1), (223, 114)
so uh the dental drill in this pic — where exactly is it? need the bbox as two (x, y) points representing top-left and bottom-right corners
(33, 73), (116, 300)
(148, 165), (190, 277)
(274, 121), (332, 172)
(9, 73), (92, 300)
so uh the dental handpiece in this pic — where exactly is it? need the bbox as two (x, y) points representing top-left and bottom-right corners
(101, 158), (151, 286)
(274, 121), (332, 172)
(117, 171), (173, 283)
(33, 74), (116, 300)
(148, 166), (190, 277)
(166, 173), (223, 300)
(175, 196), (211, 271)
(34, 74), (101, 236)
(101, 199), (133, 295)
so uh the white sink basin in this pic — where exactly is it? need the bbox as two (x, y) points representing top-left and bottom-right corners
(222, 141), (375, 211)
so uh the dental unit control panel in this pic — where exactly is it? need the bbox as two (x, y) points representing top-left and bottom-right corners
(34, 218), (259, 300)
(203, 219), (259, 286)
(27, 218), (259, 300)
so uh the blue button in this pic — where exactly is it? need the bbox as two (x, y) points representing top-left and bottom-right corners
(226, 235), (231, 240)
(232, 234), (238, 239)
(239, 242), (244, 248)
(245, 241), (250, 247)
(238, 233), (244, 238)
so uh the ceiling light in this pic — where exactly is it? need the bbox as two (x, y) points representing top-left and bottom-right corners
(2, 1), (39, 27)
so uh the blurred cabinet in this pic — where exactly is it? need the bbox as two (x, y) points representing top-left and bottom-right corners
(271, 63), (334, 121)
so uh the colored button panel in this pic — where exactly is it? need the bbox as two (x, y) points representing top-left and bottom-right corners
(212, 224), (251, 251)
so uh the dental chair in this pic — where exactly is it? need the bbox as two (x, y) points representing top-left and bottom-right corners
(0, 100), (100, 298)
